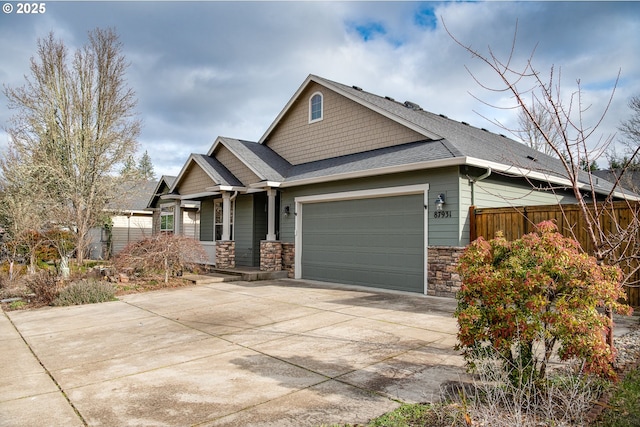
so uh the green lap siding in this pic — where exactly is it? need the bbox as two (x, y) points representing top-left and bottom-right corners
(301, 194), (424, 293)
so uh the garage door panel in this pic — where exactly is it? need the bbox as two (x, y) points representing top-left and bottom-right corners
(301, 194), (424, 293)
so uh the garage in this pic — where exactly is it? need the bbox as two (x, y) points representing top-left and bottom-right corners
(297, 189), (427, 293)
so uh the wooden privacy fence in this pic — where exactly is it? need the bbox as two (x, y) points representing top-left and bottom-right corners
(469, 202), (640, 307)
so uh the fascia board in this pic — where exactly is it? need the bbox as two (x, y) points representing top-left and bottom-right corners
(249, 181), (283, 189)
(161, 191), (219, 200)
(206, 137), (224, 157)
(259, 74), (315, 144)
(146, 178), (168, 208)
(206, 185), (248, 192)
(169, 154), (199, 193)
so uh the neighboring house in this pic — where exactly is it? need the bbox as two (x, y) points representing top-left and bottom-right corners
(593, 169), (640, 195)
(148, 74), (628, 297)
(88, 180), (157, 259)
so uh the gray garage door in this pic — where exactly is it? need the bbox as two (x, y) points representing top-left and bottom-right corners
(301, 194), (425, 293)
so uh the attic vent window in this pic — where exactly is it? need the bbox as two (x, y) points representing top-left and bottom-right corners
(309, 92), (323, 123)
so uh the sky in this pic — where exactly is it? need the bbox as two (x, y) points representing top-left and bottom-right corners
(1, 1), (639, 177)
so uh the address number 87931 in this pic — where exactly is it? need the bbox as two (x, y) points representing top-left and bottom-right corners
(433, 210), (452, 219)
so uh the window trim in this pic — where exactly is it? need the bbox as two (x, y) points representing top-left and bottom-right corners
(308, 91), (323, 123)
(213, 198), (234, 241)
(160, 213), (174, 233)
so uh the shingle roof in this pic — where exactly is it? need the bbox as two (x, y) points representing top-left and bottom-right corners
(192, 154), (243, 187)
(169, 74), (633, 199)
(216, 137), (291, 182)
(285, 139), (457, 182)
(302, 75), (627, 196)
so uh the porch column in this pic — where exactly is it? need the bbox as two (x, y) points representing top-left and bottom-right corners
(222, 191), (231, 241)
(266, 188), (277, 241)
(174, 200), (182, 235)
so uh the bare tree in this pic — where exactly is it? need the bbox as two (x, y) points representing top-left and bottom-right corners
(2, 28), (141, 265)
(620, 94), (640, 146)
(0, 146), (48, 275)
(516, 98), (562, 158)
(445, 23), (640, 347)
(446, 22), (640, 271)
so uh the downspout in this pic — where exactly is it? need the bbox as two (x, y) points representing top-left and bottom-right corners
(468, 167), (492, 206)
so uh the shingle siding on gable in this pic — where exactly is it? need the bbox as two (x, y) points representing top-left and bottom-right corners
(216, 146), (261, 186)
(177, 164), (216, 195)
(265, 82), (425, 165)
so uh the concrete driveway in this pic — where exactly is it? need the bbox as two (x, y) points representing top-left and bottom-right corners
(1, 279), (464, 427)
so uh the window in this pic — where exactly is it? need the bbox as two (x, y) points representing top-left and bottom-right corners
(160, 206), (174, 233)
(309, 92), (323, 123)
(214, 199), (234, 240)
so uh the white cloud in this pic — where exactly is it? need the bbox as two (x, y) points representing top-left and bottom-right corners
(1, 1), (638, 171)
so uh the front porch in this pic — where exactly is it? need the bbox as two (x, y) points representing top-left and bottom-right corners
(184, 267), (288, 284)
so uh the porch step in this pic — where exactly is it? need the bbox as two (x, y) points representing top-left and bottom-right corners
(184, 269), (289, 285)
(209, 268), (289, 282)
(182, 273), (241, 285)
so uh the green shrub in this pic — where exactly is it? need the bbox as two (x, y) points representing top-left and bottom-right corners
(8, 300), (26, 310)
(456, 220), (632, 384)
(53, 279), (116, 306)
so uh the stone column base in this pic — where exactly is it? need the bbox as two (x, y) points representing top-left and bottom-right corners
(215, 241), (235, 269)
(427, 246), (464, 297)
(281, 242), (295, 278)
(260, 241), (282, 271)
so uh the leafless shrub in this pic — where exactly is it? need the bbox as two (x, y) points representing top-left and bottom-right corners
(25, 270), (63, 304)
(114, 234), (208, 283)
(448, 346), (606, 427)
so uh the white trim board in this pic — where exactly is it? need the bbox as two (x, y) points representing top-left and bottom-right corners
(294, 183), (429, 294)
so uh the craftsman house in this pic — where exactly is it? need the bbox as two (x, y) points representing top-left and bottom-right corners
(148, 74), (626, 296)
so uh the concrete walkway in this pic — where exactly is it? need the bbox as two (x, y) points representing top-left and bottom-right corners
(1, 279), (464, 426)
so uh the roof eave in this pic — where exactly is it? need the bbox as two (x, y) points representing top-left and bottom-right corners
(206, 185), (248, 192)
(250, 181), (283, 189)
(464, 157), (640, 201)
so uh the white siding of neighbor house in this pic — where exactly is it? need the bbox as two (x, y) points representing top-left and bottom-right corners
(111, 214), (153, 254)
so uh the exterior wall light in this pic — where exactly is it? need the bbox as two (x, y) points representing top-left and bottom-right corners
(435, 193), (445, 211)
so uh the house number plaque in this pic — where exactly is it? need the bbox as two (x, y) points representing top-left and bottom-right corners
(433, 210), (452, 219)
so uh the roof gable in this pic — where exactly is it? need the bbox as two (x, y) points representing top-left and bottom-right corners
(170, 154), (242, 198)
(147, 175), (176, 208)
(259, 74), (443, 145)
(208, 137), (291, 183)
(261, 79), (428, 165)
